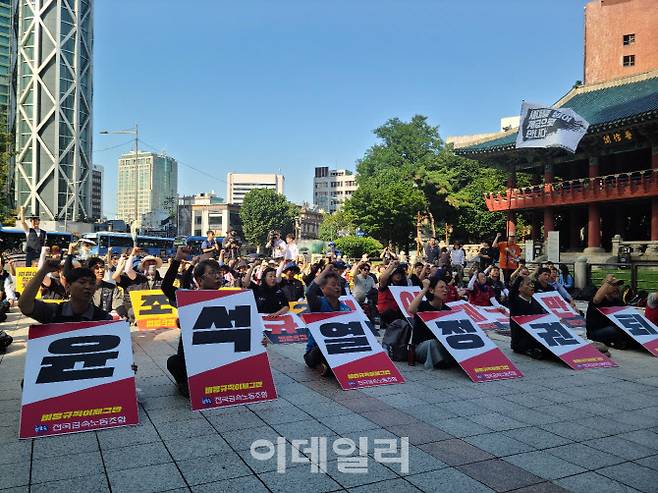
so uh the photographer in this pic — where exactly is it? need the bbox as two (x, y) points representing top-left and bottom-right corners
(222, 230), (242, 260)
(201, 230), (220, 259)
(266, 231), (287, 260)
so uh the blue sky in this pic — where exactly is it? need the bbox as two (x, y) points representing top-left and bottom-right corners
(94, 0), (590, 218)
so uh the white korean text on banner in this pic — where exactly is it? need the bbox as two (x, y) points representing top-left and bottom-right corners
(598, 306), (658, 357)
(20, 320), (139, 439)
(513, 313), (617, 369)
(417, 310), (522, 382)
(533, 291), (585, 330)
(447, 300), (510, 332)
(387, 286), (423, 323)
(261, 312), (308, 344)
(516, 101), (590, 153)
(176, 289), (277, 410)
(301, 310), (404, 390)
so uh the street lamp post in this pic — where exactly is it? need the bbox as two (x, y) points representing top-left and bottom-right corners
(100, 124), (140, 233)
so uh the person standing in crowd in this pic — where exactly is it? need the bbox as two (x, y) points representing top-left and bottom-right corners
(466, 270), (495, 306)
(449, 241), (466, 287)
(19, 258), (112, 323)
(407, 277), (456, 369)
(201, 230), (220, 259)
(304, 264), (351, 377)
(87, 257), (126, 319)
(586, 274), (636, 350)
(222, 230), (242, 260)
(508, 275), (551, 360)
(380, 241), (398, 265)
(438, 247), (450, 271)
(19, 207), (46, 267)
(278, 262), (305, 302)
(284, 233), (299, 261)
(266, 231), (287, 260)
(424, 237), (440, 265)
(493, 232), (521, 284)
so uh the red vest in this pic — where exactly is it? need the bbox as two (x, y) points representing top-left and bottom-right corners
(645, 304), (658, 325)
(468, 284), (493, 306)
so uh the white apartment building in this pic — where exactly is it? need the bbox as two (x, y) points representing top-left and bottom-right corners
(312, 166), (357, 213)
(226, 173), (284, 204)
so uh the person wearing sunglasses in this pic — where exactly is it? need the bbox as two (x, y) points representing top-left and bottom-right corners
(350, 262), (375, 305)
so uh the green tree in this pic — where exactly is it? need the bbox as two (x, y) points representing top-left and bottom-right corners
(239, 188), (297, 248)
(333, 236), (383, 259)
(318, 209), (354, 241)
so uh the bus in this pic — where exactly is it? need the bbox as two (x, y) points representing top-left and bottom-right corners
(0, 227), (72, 253)
(82, 232), (175, 258)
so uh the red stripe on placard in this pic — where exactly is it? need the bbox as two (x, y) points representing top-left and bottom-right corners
(19, 377), (139, 439)
(511, 314), (546, 325)
(28, 320), (119, 340)
(459, 347), (523, 382)
(331, 351), (405, 390)
(597, 306), (627, 316)
(417, 309), (454, 323)
(187, 351), (277, 411)
(300, 311), (352, 324)
(176, 289), (244, 307)
(560, 343), (618, 369)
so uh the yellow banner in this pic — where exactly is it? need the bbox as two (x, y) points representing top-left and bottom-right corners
(288, 301), (308, 314)
(15, 267), (41, 299)
(128, 289), (178, 330)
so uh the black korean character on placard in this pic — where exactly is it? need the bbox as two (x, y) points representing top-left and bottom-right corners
(616, 313), (658, 337)
(530, 322), (578, 347)
(36, 335), (120, 384)
(320, 321), (371, 355)
(192, 305), (251, 351)
(139, 294), (173, 316)
(435, 319), (485, 350)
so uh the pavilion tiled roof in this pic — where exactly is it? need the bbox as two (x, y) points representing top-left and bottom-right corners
(457, 70), (658, 156)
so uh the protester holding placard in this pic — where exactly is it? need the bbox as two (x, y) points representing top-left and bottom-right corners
(508, 276), (550, 360)
(303, 264), (351, 377)
(407, 277), (455, 369)
(19, 258), (112, 323)
(585, 274), (636, 350)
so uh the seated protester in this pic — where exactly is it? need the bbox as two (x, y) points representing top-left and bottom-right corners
(39, 247), (76, 300)
(118, 248), (164, 322)
(407, 277), (456, 369)
(87, 257), (127, 319)
(466, 271), (495, 306)
(558, 264), (574, 292)
(440, 271), (461, 302)
(332, 260), (349, 295)
(508, 275), (551, 360)
(304, 265), (351, 376)
(350, 261), (375, 304)
(509, 262), (530, 286)
(244, 265), (289, 316)
(278, 262), (305, 302)
(19, 258), (112, 323)
(532, 267), (555, 293)
(233, 260), (250, 288)
(161, 247), (240, 397)
(644, 291), (658, 326)
(548, 267), (577, 308)
(409, 262), (425, 288)
(377, 261), (409, 326)
(586, 274), (637, 349)
(0, 255), (17, 322)
(487, 266), (507, 305)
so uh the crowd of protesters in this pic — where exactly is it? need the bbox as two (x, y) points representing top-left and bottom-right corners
(0, 224), (647, 397)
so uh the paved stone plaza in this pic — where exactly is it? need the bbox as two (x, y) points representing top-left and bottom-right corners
(1, 310), (658, 493)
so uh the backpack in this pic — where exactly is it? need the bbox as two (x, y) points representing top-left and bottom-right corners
(382, 318), (412, 361)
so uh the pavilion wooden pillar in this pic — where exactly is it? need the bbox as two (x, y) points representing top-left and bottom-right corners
(543, 163), (554, 238)
(506, 163), (516, 236)
(586, 157), (603, 252)
(651, 145), (658, 241)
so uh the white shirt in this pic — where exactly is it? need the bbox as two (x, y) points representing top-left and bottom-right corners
(284, 242), (299, 260)
(272, 239), (287, 259)
(450, 247), (465, 266)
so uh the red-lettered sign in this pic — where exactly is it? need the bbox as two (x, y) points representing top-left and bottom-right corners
(533, 292), (585, 329)
(387, 286), (423, 322)
(301, 310), (404, 390)
(447, 300), (511, 332)
(598, 306), (658, 357)
(176, 289), (277, 410)
(417, 310), (523, 382)
(513, 313), (618, 369)
(261, 313), (308, 344)
(20, 320), (139, 439)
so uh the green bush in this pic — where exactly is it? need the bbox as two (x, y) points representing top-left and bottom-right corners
(334, 236), (383, 259)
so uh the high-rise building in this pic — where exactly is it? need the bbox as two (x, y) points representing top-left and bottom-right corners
(90, 164), (103, 220)
(584, 0), (658, 85)
(14, 0), (93, 223)
(226, 172), (284, 204)
(0, 1), (17, 203)
(116, 151), (177, 230)
(313, 166), (357, 213)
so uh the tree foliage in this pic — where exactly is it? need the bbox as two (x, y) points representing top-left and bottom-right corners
(334, 236), (383, 259)
(318, 209), (354, 241)
(344, 115), (529, 245)
(239, 188), (297, 248)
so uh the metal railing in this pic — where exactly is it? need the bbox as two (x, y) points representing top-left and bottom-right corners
(587, 262), (658, 294)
